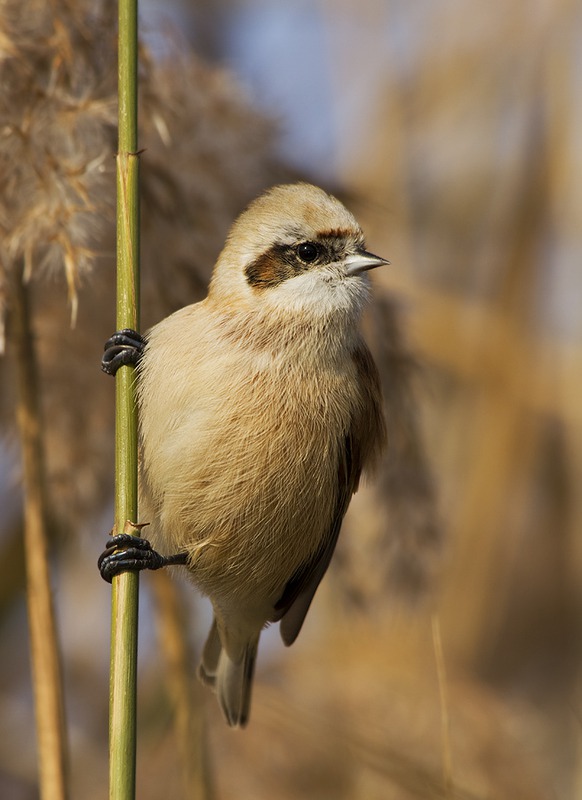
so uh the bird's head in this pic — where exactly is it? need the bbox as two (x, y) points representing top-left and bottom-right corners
(208, 184), (388, 323)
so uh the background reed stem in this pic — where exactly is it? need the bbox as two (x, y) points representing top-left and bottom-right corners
(13, 269), (69, 800)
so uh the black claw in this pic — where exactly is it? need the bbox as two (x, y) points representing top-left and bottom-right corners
(98, 533), (188, 583)
(102, 328), (146, 375)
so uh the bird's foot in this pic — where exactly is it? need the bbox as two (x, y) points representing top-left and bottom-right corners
(98, 532), (188, 583)
(101, 328), (146, 375)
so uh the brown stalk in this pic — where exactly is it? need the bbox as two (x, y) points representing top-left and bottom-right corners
(12, 269), (69, 800)
(151, 571), (213, 800)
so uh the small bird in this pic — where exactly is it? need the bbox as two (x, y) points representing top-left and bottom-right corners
(99, 183), (387, 727)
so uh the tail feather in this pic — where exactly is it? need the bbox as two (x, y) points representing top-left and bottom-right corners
(216, 642), (257, 728)
(197, 617), (221, 688)
(197, 617), (258, 728)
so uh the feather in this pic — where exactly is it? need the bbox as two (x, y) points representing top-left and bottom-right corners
(276, 345), (385, 645)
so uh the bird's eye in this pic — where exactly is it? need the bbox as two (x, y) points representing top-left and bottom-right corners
(296, 242), (320, 263)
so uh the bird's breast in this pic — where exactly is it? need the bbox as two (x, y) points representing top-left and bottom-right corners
(137, 301), (371, 603)
(140, 334), (361, 606)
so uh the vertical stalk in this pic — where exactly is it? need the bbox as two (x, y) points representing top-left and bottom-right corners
(151, 573), (213, 799)
(13, 272), (69, 800)
(109, 0), (140, 797)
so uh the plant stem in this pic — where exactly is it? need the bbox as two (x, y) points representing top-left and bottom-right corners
(13, 271), (69, 800)
(151, 573), (213, 799)
(109, 0), (140, 797)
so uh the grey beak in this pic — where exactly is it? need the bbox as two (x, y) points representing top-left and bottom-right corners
(344, 249), (390, 276)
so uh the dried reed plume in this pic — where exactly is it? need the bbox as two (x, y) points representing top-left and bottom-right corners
(0, 0), (118, 344)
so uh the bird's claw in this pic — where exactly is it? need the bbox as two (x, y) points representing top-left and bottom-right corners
(98, 533), (188, 583)
(102, 328), (146, 375)
(98, 533), (160, 583)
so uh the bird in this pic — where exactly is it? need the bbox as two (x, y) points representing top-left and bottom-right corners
(99, 182), (387, 727)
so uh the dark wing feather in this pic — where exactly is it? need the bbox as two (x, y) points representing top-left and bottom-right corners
(273, 344), (385, 647)
(274, 434), (355, 646)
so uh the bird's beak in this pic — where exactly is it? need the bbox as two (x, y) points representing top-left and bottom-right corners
(344, 249), (390, 276)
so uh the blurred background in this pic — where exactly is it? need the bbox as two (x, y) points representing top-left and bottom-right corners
(1, 0), (581, 797)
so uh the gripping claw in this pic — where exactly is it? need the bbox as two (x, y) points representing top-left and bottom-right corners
(101, 329), (146, 375)
(98, 533), (188, 583)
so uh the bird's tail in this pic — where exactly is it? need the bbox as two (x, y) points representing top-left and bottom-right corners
(198, 617), (258, 728)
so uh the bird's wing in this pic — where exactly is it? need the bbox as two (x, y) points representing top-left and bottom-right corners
(274, 344), (385, 646)
(274, 434), (356, 646)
